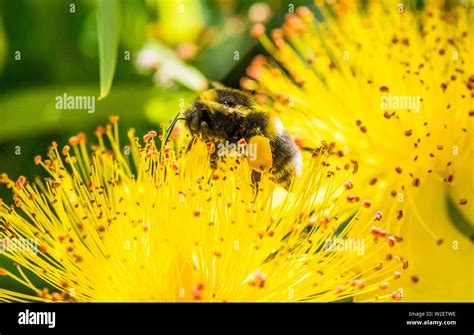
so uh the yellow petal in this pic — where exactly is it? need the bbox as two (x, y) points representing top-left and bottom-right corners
(398, 179), (474, 302)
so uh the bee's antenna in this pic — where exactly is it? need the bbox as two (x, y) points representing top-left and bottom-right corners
(163, 112), (185, 145)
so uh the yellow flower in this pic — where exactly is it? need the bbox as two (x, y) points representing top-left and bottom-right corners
(244, 0), (473, 301)
(0, 117), (408, 302)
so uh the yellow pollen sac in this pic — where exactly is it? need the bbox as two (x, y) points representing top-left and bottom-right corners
(248, 136), (272, 173)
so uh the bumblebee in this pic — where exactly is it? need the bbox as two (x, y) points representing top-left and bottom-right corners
(165, 88), (302, 190)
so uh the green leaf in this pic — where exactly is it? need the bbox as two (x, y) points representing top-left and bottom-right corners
(0, 11), (8, 75)
(96, 0), (120, 100)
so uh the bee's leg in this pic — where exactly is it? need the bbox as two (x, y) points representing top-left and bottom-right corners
(207, 141), (221, 186)
(274, 171), (292, 191)
(185, 119), (211, 153)
(247, 130), (270, 202)
(200, 121), (211, 141)
(251, 170), (261, 186)
(209, 150), (219, 170)
(251, 170), (261, 202)
(185, 136), (196, 153)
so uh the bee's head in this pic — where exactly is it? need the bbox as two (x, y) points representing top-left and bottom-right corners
(183, 101), (211, 136)
(183, 88), (253, 138)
